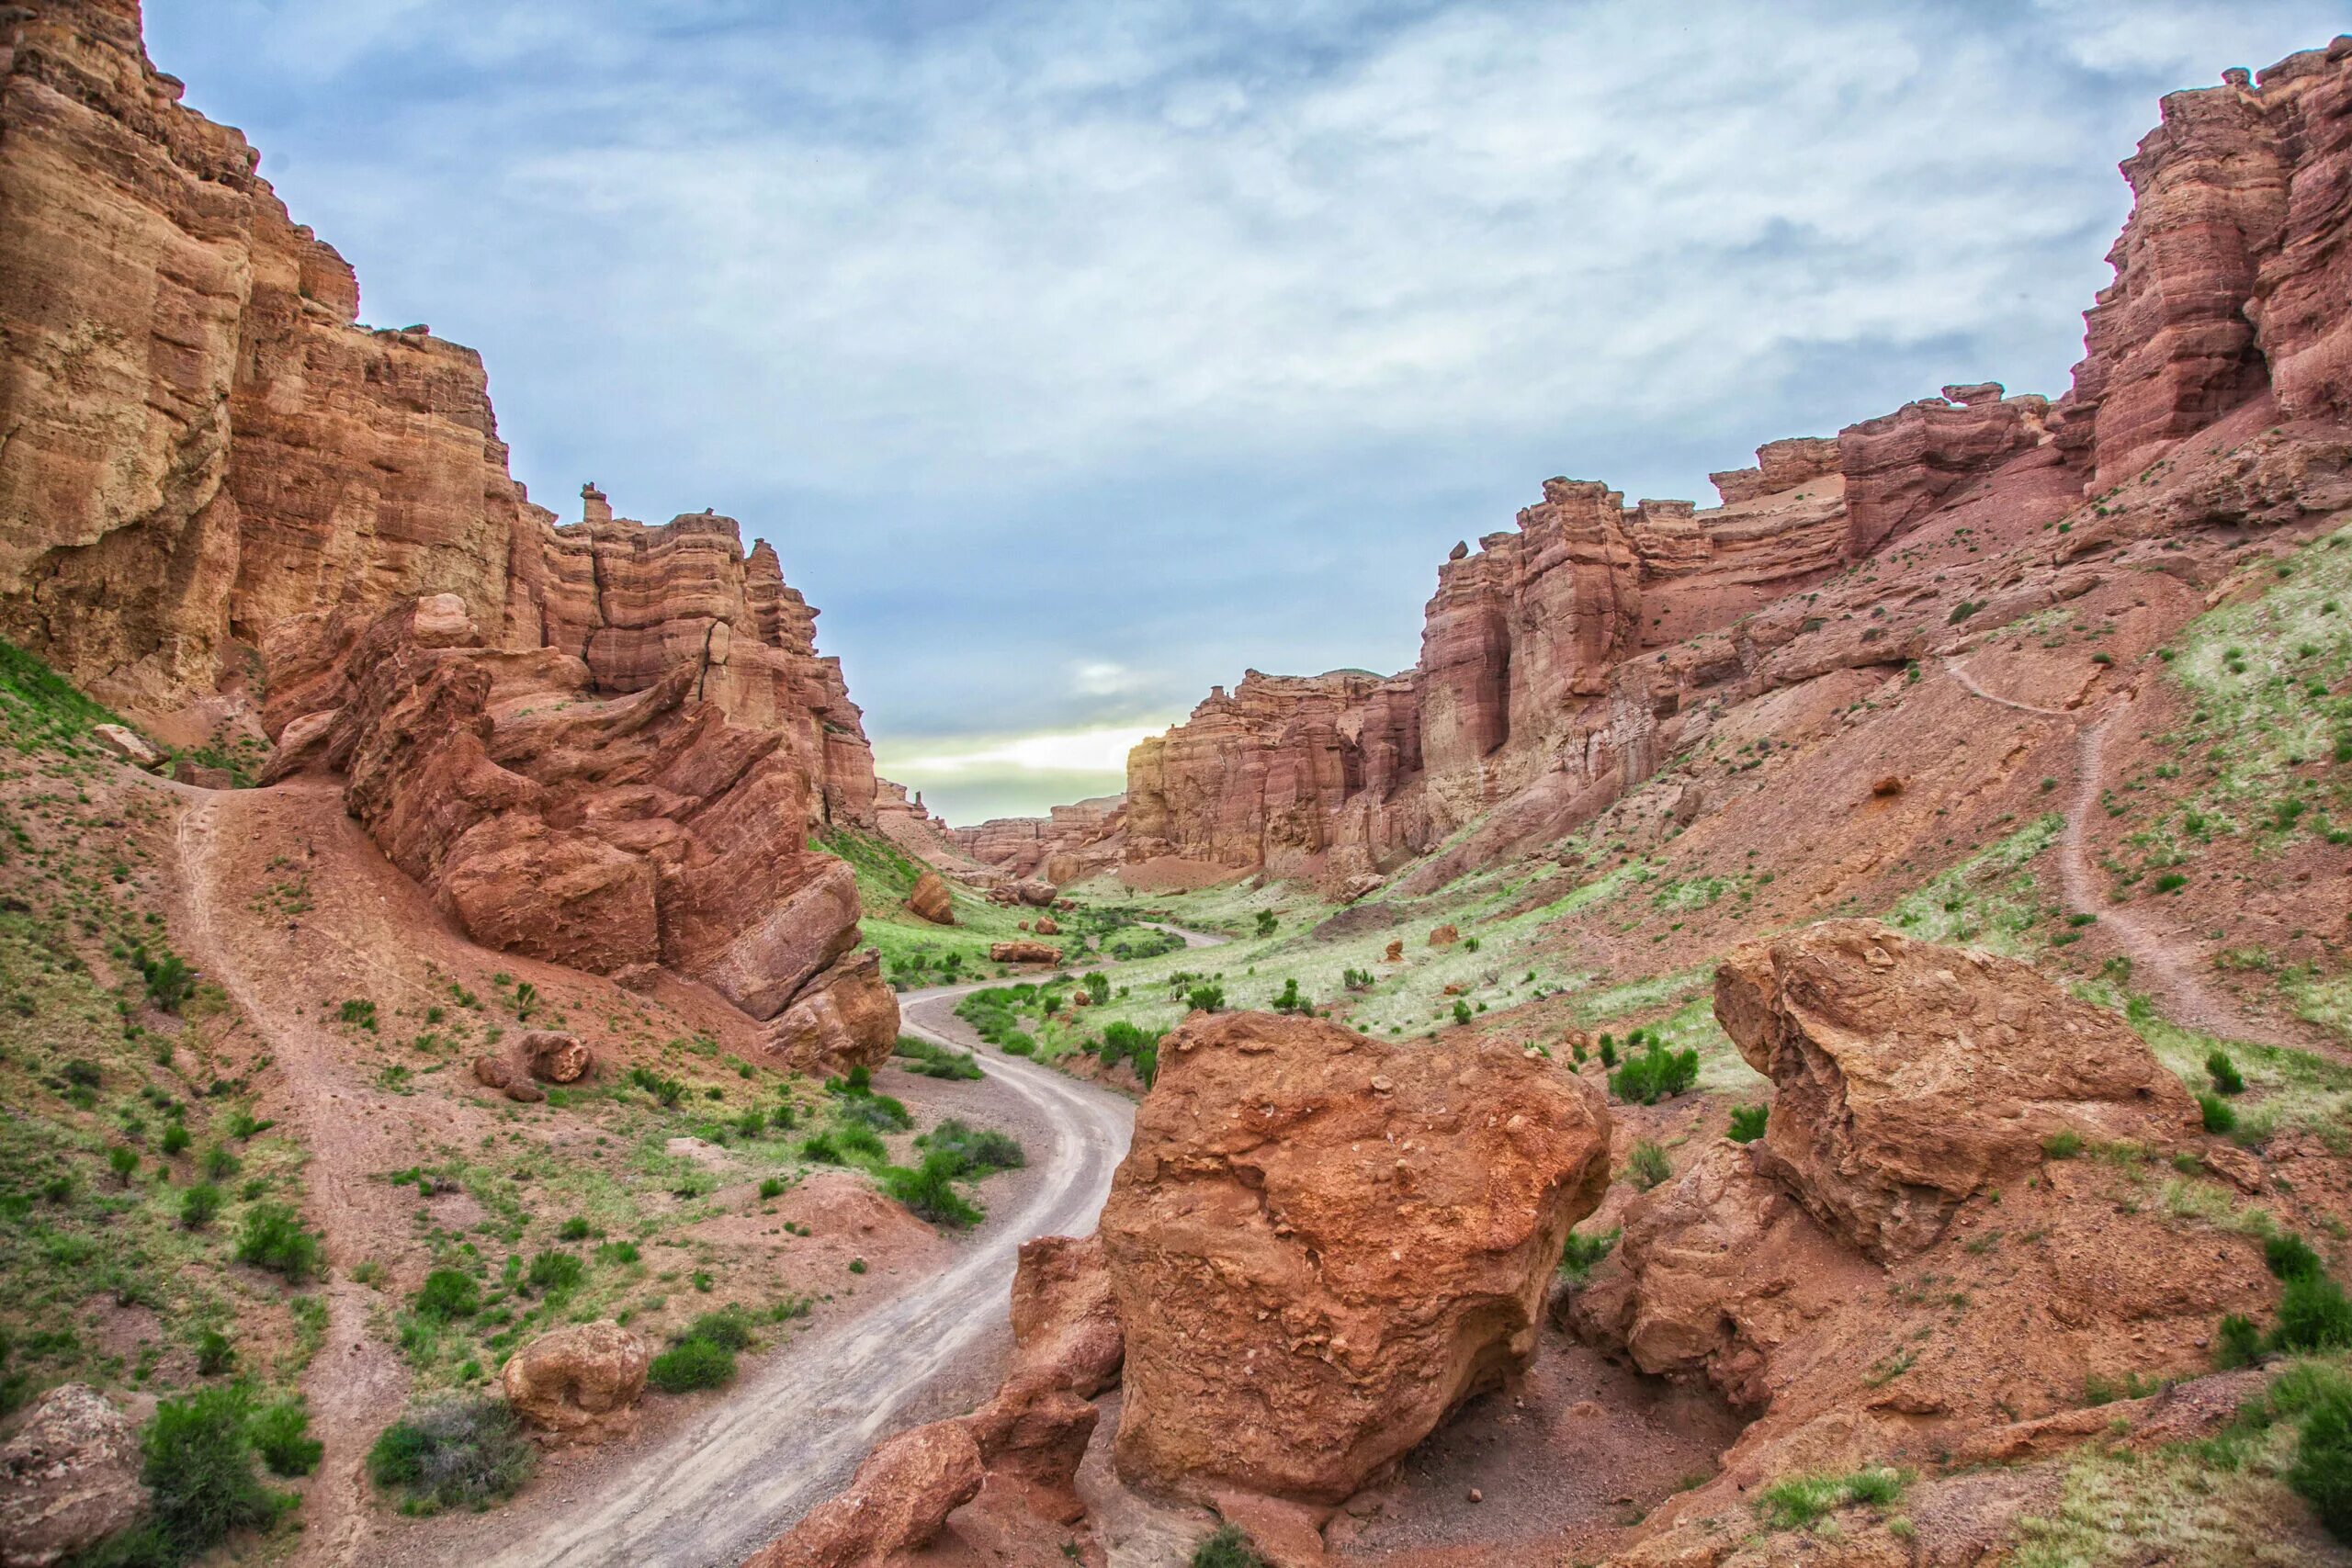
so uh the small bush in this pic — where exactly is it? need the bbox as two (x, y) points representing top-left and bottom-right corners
(413, 1269), (481, 1321)
(881, 1152), (985, 1228)
(195, 1328), (235, 1377)
(596, 1240), (640, 1268)
(680, 1308), (757, 1352)
(160, 1123), (191, 1156)
(1610, 1040), (1700, 1105)
(648, 1337), (737, 1393)
(2214, 1313), (2263, 1370)
(2207, 1050), (2246, 1096)
(2269, 1233), (2326, 1282)
(2041, 1130), (2083, 1160)
(917, 1118), (1025, 1178)
(143, 1386), (280, 1555)
(179, 1182), (221, 1231)
(1626, 1141), (1670, 1191)
(2199, 1092), (2238, 1134)
(235, 1203), (322, 1283)
(2273, 1274), (2352, 1352)
(1451, 999), (1473, 1027)
(249, 1397), (322, 1477)
(1727, 1105), (1769, 1144)
(525, 1251), (583, 1296)
(1253, 910), (1278, 938)
(757, 1177), (785, 1200)
(2292, 1388), (2352, 1545)
(836, 1125), (887, 1160)
(108, 1145), (140, 1184)
(1193, 1523), (1270, 1568)
(1559, 1225), (1620, 1284)
(1187, 983), (1226, 1013)
(1755, 1466), (1911, 1531)
(798, 1131), (844, 1164)
(368, 1397), (535, 1514)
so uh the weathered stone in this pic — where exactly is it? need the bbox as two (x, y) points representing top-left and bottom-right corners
(1101, 1010), (1611, 1504)
(905, 870), (954, 926)
(989, 941), (1060, 965)
(0, 1384), (144, 1568)
(739, 1420), (983, 1568)
(759, 948), (898, 1076)
(500, 1322), (650, 1442)
(91, 725), (164, 772)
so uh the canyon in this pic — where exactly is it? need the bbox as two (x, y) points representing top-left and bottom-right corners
(3, 6), (2352, 1568)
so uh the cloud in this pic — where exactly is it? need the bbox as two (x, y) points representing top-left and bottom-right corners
(143, 0), (2350, 822)
(874, 724), (1163, 823)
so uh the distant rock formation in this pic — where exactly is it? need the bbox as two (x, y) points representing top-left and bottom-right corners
(952, 795), (1126, 885)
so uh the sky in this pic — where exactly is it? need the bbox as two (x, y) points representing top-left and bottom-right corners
(146, 0), (2346, 825)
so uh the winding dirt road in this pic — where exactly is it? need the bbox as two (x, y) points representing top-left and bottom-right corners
(473, 953), (1208, 1568)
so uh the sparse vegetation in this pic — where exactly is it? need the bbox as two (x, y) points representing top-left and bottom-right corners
(368, 1397), (535, 1515)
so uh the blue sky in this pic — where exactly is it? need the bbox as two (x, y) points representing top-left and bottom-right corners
(147, 0), (2346, 824)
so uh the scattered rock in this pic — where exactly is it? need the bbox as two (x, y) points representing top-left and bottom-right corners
(500, 1322), (650, 1442)
(90, 725), (164, 773)
(0, 1384), (145, 1568)
(1383, 940), (1403, 963)
(906, 870), (955, 925)
(1033, 916), (1059, 936)
(520, 1030), (591, 1084)
(503, 1078), (545, 1104)
(471, 1055), (514, 1089)
(1426, 924), (1458, 947)
(1014, 879), (1058, 908)
(1101, 1010), (1611, 1504)
(1870, 775), (1904, 796)
(170, 758), (234, 789)
(989, 941), (1060, 965)
(741, 1420), (983, 1568)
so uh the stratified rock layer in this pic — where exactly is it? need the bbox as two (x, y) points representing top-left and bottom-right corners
(1099, 1010), (1611, 1505)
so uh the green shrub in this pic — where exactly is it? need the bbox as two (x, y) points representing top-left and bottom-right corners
(1272, 978), (1308, 1014)
(525, 1251), (583, 1296)
(107, 1145), (140, 1184)
(2292, 1388), (2352, 1544)
(1451, 999), (1473, 1027)
(2269, 1233), (2326, 1282)
(2273, 1274), (2352, 1352)
(368, 1397), (534, 1514)
(1096, 1021), (1162, 1086)
(1559, 1226), (1620, 1284)
(160, 1123), (190, 1156)
(799, 1131), (843, 1164)
(1610, 1040), (1700, 1105)
(758, 1177), (785, 1200)
(143, 1386), (280, 1555)
(2207, 1049), (2246, 1096)
(916, 1118), (1025, 1178)
(134, 945), (198, 1013)
(836, 1125), (887, 1161)
(200, 1143), (239, 1180)
(881, 1152), (984, 1229)
(2199, 1092), (2238, 1134)
(680, 1309), (757, 1352)
(999, 1032), (1036, 1057)
(249, 1397), (322, 1477)
(1082, 972), (1111, 1007)
(1626, 1141), (1670, 1191)
(2041, 1130), (2083, 1160)
(413, 1269), (481, 1321)
(1253, 910), (1278, 938)
(1755, 1466), (1911, 1531)
(1727, 1105), (1769, 1143)
(195, 1328), (235, 1377)
(893, 1037), (983, 1080)
(179, 1182), (221, 1231)
(1186, 983), (1225, 1013)
(595, 1240), (640, 1267)
(2214, 1313), (2263, 1370)
(1193, 1523), (1269, 1568)
(234, 1203), (322, 1283)
(1597, 1035), (1618, 1068)
(648, 1337), (737, 1393)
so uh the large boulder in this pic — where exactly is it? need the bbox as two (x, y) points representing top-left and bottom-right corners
(988, 941), (1059, 965)
(759, 948), (898, 1075)
(1100, 1011), (1611, 1504)
(1717, 919), (2200, 1259)
(906, 871), (955, 926)
(0, 1384), (145, 1567)
(740, 1420), (982, 1568)
(500, 1322), (651, 1442)
(1012, 879), (1057, 908)
(1008, 1234), (1122, 1397)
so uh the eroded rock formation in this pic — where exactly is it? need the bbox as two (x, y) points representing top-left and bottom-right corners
(1099, 1010), (1611, 1505)
(500, 1322), (652, 1443)
(0, 3), (896, 1058)
(953, 795), (1126, 885)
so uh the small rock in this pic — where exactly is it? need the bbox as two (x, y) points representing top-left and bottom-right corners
(91, 724), (165, 773)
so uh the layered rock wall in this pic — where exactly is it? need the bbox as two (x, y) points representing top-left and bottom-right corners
(952, 794), (1126, 883)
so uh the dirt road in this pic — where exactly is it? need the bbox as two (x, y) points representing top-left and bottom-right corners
(472, 978), (1141, 1568)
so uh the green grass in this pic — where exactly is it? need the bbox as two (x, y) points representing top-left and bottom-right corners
(1754, 1466), (1912, 1531)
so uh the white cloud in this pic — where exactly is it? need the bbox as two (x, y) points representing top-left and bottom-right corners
(877, 725), (1166, 779)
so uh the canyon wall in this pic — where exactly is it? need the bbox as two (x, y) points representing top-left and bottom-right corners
(0, 0), (893, 1060)
(1109, 39), (2352, 890)
(952, 795), (1126, 885)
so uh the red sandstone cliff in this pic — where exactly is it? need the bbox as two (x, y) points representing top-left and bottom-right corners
(0, 0), (894, 1062)
(1108, 38), (2352, 891)
(951, 795), (1127, 886)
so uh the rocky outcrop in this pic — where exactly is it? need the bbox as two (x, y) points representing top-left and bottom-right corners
(273, 595), (896, 1057)
(520, 1031), (591, 1084)
(500, 1322), (651, 1442)
(0, 1383), (144, 1568)
(1006, 1234), (1123, 1398)
(0, 2), (893, 1036)
(1099, 1010), (1611, 1505)
(989, 941), (1061, 965)
(1715, 919), (2201, 1259)
(760, 948), (899, 1075)
(1708, 436), (1841, 505)
(741, 1420), (984, 1568)
(1837, 385), (2051, 556)
(2062, 42), (2352, 488)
